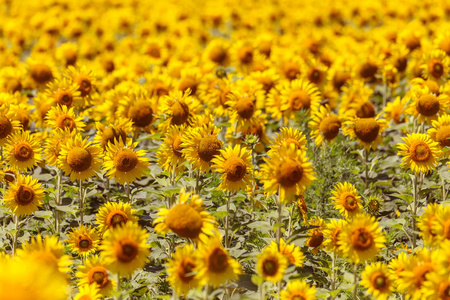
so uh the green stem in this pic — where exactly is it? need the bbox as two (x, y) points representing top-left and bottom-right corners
(105, 177), (110, 202)
(364, 148), (369, 190)
(259, 283), (264, 300)
(204, 284), (209, 300)
(126, 182), (130, 201)
(331, 252), (336, 293)
(12, 215), (19, 257)
(225, 192), (232, 248)
(195, 169), (201, 194)
(79, 179), (84, 226)
(55, 169), (62, 234)
(412, 173), (419, 248)
(353, 263), (358, 300)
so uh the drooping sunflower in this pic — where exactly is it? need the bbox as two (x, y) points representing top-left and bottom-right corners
(279, 79), (322, 122)
(58, 133), (102, 181)
(265, 238), (304, 267)
(268, 127), (307, 157)
(309, 105), (341, 146)
(77, 255), (116, 297)
(306, 216), (326, 255)
(65, 225), (100, 257)
(408, 85), (449, 124)
(181, 123), (223, 173)
(195, 234), (242, 288)
(166, 244), (200, 295)
(96, 202), (138, 234)
(397, 133), (442, 174)
(418, 203), (441, 248)
(323, 219), (347, 255)
(280, 280), (317, 300)
(3, 175), (44, 216)
(256, 247), (288, 283)
(211, 144), (253, 193)
(0, 105), (21, 146)
(260, 144), (316, 203)
(44, 78), (83, 108)
(384, 96), (408, 124)
(360, 262), (395, 300)
(5, 130), (43, 171)
(103, 138), (150, 185)
(338, 213), (386, 263)
(343, 115), (387, 151)
(428, 114), (450, 157)
(46, 104), (85, 132)
(330, 182), (363, 219)
(156, 125), (187, 174)
(99, 221), (150, 277)
(153, 189), (217, 241)
(94, 117), (133, 151)
(74, 284), (101, 300)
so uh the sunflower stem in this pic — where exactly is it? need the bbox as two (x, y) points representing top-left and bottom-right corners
(443, 176), (447, 202)
(116, 273), (121, 300)
(126, 182), (130, 201)
(353, 263), (358, 300)
(364, 148), (369, 190)
(259, 282), (264, 300)
(105, 177), (110, 202)
(331, 252), (336, 293)
(204, 284), (209, 300)
(195, 169), (201, 195)
(225, 192), (232, 248)
(276, 193), (283, 252)
(79, 179), (84, 226)
(412, 172), (419, 248)
(12, 215), (19, 257)
(55, 169), (62, 234)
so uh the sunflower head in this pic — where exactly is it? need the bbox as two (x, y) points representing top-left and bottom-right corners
(397, 133), (442, 174)
(360, 262), (394, 299)
(66, 225), (100, 257)
(166, 244), (200, 295)
(3, 174), (44, 216)
(96, 202), (139, 234)
(257, 247), (288, 283)
(280, 280), (317, 300)
(330, 182), (362, 219)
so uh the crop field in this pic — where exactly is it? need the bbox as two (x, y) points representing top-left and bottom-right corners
(1, 0), (450, 299)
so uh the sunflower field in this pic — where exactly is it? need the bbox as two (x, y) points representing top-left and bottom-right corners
(3, 0), (450, 299)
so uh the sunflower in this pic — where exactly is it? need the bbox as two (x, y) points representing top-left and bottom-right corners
(157, 125), (187, 174)
(422, 271), (450, 300)
(77, 255), (116, 297)
(268, 127), (307, 156)
(418, 203), (441, 248)
(46, 104), (85, 132)
(26, 55), (59, 88)
(384, 96), (408, 124)
(196, 234), (241, 288)
(116, 88), (158, 131)
(433, 205), (450, 245)
(103, 138), (150, 185)
(96, 202), (139, 234)
(203, 38), (230, 66)
(5, 130), (43, 171)
(153, 189), (217, 241)
(211, 144), (253, 193)
(323, 219), (347, 255)
(17, 234), (72, 276)
(166, 244), (200, 295)
(280, 280), (317, 300)
(74, 284), (101, 300)
(226, 89), (262, 130)
(0, 167), (18, 184)
(65, 65), (96, 99)
(65, 225), (100, 257)
(330, 182), (363, 219)
(45, 78), (83, 108)
(338, 213), (386, 263)
(3, 175), (44, 216)
(397, 133), (442, 174)
(279, 79), (321, 122)
(181, 123), (223, 173)
(408, 85), (449, 124)
(360, 262), (395, 300)
(44, 129), (76, 167)
(265, 238), (304, 267)
(365, 195), (384, 216)
(257, 247), (288, 283)
(343, 115), (387, 151)
(306, 216), (326, 255)
(58, 133), (102, 181)
(0, 105), (21, 146)
(99, 221), (150, 276)
(260, 144), (316, 203)
(94, 117), (133, 151)
(388, 252), (409, 288)
(225, 115), (270, 153)
(421, 50), (450, 84)
(428, 114), (450, 157)
(309, 105), (341, 146)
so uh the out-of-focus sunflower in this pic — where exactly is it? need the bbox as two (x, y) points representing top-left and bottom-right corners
(330, 182), (363, 219)
(279, 79), (321, 122)
(422, 271), (450, 300)
(384, 96), (408, 124)
(94, 117), (133, 151)
(343, 115), (387, 151)
(226, 89), (262, 130)
(365, 195), (384, 216)
(58, 133), (102, 181)
(65, 225), (100, 257)
(99, 221), (150, 277)
(306, 216), (326, 255)
(74, 284), (101, 300)
(388, 252), (409, 289)
(46, 105), (85, 132)
(408, 85), (449, 124)
(44, 78), (83, 108)
(77, 255), (116, 297)
(428, 114), (450, 157)
(0, 105), (21, 146)
(103, 138), (149, 185)
(433, 205), (450, 245)
(360, 262), (395, 300)
(196, 234), (241, 288)
(268, 127), (307, 156)
(265, 238), (304, 267)
(323, 219), (347, 255)
(418, 203), (441, 248)
(10, 101), (33, 130)
(397, 133), (442, 174)
(211, 144), (253, 193)
(280, 280), (317, 300)
(256, 247), (288, 283)
(338, 214), (386, 263)
(309, 105), (341, 146)
(156, 125), (187, 174)
(96, 202), (138, 234)
(153, 188), (217, 241)
(65, 65), (96, 99)
(3, 175), (44, 216)
(381, 65), (399, 89)
(26, 55), (59, 88)
(166, 244), (200, 295)
(203, 39), (230, 66)
(5, 130), (43, 171)
(226, 115), (270, 153)
(0, 167), (18, 184)
(116, 88), (158, 132)
(181, 123), (223, 173)
(44, 129), (76, 167)
(421, 50), (450, 84)
(260, 144), (315, 203)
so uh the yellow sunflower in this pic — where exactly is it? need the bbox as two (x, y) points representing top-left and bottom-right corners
(3, 175), (44, 216)
(153, 188), (217, 241)
(94, 117), (133, 151)
(306, 216), (326, 255)
(166, 244), (200, 295)
(260, 144), (316, 203)
(196, 234), (242, 288)
(156, 125), (187, 174)
(77, 255), (116, 297)
(279, 79), (322, 122)
(46, 104), (85, 132)
(96, 201), (139, 234)
(388, 252), (409, 289)
(44, 78), (83, 108)
(330, 182), (363, 219)
(433, 205), (450, 245)
(265, 238), (304, 267)
(323, 219), (347, 255)
(360, 262), (395, 300)
(338, 214), (386, 263)
(280, 280), (317, 300)
(181, 123), (223, 173)
(65, 65), (96, 99)
(309, 105), (341, 146)
(211, 144), (253, 193)
(58, 133), (102, 181)
(421, 271), (450, 300)
(65, 225), (100, 257)
(268, 127), (307, 157)
(0, 105), (21, 146)
(397, 133), (442, 174)
(5, 130), (43, 171)
(418, 203), (441, 248)
(421, 50), (450, 84)
(343, 115), (387, 151)
(226, 89), (263, 130)
(384, 96), (408, 124)
(257, 247), (288, 283)
(103, 138), (150, 185)
(428, 114), (450, 156)
(99, 221), (150, 276)
(44, 129), (76, 167)
(408, 85), (449, 124)
(74, 284), (101, 300)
